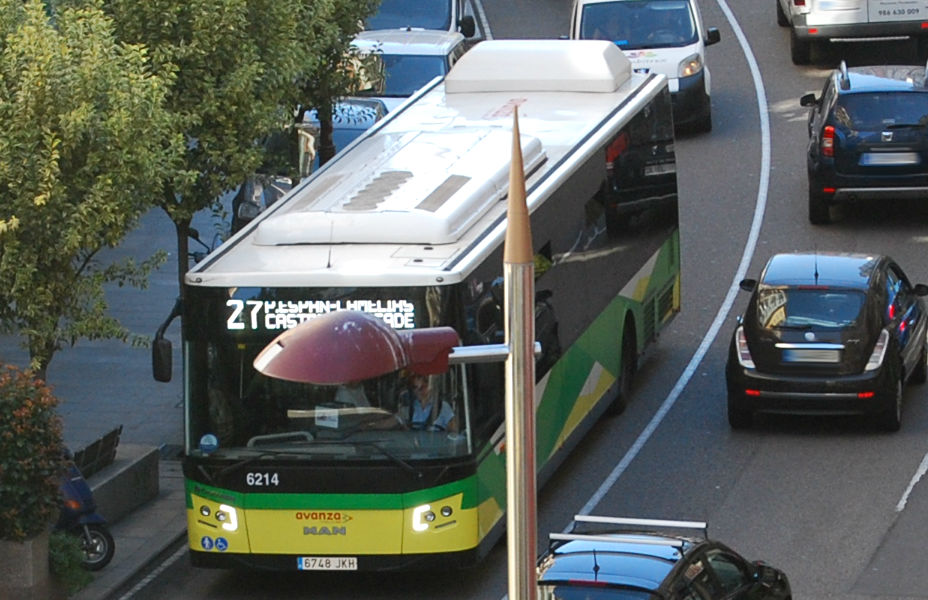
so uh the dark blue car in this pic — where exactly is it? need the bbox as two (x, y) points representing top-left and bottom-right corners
(537, 516), (791, 599)
(801, 61), (928, 224)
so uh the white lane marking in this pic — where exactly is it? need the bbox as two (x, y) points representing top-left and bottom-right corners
(472, 0), (493, 40)
(117, 543), (187, 600)
(896, 451), (928, 512)
(574, 0), (771, 520)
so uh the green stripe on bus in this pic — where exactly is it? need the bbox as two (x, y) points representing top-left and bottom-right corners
(187, 476), (478, 510)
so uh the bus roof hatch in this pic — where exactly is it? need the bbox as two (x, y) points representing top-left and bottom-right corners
(254, 128), (545, 246)
(445, 39), (631, 94)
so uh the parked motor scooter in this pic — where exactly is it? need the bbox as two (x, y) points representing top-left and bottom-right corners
(56, 452), (115, 571)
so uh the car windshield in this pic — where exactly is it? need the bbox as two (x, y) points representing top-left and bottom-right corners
(366, 0), (453, 31)
(538, 585), (659, 600)
(755, 287), (866, 329)
(835, 92), (928, 130)
(366, 54), (449, 97)
(580, 0), (698, 50)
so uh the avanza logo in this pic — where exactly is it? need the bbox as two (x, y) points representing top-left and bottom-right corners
(295, 511), (352, 522)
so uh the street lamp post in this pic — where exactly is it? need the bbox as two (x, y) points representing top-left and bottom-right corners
(503, 107), (537, 600)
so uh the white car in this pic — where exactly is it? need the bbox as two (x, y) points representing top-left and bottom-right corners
(777, 0), (928, 65)
(570, 0), (720, 132)
(351, 29), (468, 112)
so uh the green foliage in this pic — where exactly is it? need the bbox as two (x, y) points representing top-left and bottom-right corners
(49, 530), (92, 595)
(0, 365), (64, 541)
(0, 0), (177, 375)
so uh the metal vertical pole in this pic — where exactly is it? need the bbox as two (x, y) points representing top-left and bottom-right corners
(504, 107), (537, 600)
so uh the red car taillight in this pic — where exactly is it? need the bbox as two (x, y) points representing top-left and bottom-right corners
(822, 125), (835, 158)
(793, 0), (806, 5)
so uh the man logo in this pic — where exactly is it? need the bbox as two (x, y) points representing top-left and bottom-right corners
(304, 526), (347, 536)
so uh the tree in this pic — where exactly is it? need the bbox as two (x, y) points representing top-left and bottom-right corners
(293, 0), (380, 167)
(94, 0), (307, 290)
(0, 0), (178, 379)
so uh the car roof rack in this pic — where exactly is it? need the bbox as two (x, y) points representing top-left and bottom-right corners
(838, 60), (850, 90)
(548, 515), (709, 549)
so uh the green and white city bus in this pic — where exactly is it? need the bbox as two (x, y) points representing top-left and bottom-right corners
(156, 39), (681, 571)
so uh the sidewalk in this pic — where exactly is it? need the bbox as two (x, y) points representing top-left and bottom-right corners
(73, 458), (187, 600)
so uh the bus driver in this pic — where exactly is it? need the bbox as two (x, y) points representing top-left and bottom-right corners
(399, 374), (456, 432)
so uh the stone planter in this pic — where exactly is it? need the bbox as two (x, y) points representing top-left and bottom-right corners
(0, 529), (56, 599)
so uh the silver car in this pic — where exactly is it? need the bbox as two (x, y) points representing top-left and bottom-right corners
(777, 0), (928, 64)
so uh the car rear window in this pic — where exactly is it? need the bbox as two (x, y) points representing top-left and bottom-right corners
(537, 585), (659, 599)
(834, 92), (928, 130)
(366, 0), (453, 32)
(755, 288), (865, 329)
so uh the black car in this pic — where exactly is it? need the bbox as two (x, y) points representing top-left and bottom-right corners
(800, 61), (928, 225)
(537, 516), (791, 599)
(726, 252), (928, 431)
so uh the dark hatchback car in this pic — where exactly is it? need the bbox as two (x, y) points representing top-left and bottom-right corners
(726, 252), (928, 431)
(801, 61), (928, 225)
(537, 516), (791, 600)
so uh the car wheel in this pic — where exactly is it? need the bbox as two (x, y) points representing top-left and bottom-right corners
(790, 29), (811, 65)
(808, 187), (830, 224)
(880, 378), (903, 432)
(776, 0), (789, 26)
(727, 395), (752, 429)
(911, 339), (928, 384)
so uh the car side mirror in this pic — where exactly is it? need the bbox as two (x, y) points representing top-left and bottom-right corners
(753, 561), (780, 587)
(800, 93), (818, 108)
(914, 283), (928, 296)
(459, 15), (476, 38)
(705, 27), (720, 46)
(739, 278), (757, 292)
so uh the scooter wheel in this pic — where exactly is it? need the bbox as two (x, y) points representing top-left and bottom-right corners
(79, 523), (115, 571)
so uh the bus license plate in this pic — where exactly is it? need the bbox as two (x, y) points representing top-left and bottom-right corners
(297, 556), (358, 571)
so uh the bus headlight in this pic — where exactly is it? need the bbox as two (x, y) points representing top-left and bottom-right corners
(217, 504), (239, 532)
(412, 504), (432, 532)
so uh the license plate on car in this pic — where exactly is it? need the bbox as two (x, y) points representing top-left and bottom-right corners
(783, 349), (840, 363)
(860, 152), (921, 166)
(297, 556), (358, 571)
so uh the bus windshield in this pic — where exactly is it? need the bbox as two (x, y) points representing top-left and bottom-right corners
(185, 285), (472, 461)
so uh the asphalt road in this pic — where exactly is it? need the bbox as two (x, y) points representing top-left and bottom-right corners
(123, 0), (928, 598)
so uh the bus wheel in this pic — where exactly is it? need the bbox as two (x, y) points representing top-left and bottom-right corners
(608, 328), (636, 416)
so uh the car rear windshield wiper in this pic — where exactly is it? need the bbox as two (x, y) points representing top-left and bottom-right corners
(771, 323), (813, 330)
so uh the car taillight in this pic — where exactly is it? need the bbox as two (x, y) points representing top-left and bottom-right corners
(793, 0), (805, 5)
(822, 126), (835, 158)
(865, 329), (890, 371)
(735, 326), (755, 369)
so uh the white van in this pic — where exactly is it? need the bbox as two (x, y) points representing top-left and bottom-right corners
(570, 0), (720, 132)
(777, 0), (928, 65)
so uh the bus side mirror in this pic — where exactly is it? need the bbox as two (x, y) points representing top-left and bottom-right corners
(152, 297), (182, 383)
(152, 337), (173, 383)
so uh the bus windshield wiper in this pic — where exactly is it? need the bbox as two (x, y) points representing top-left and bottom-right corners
(311, 439), (423, 480)
(205, 447), (316, 483)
